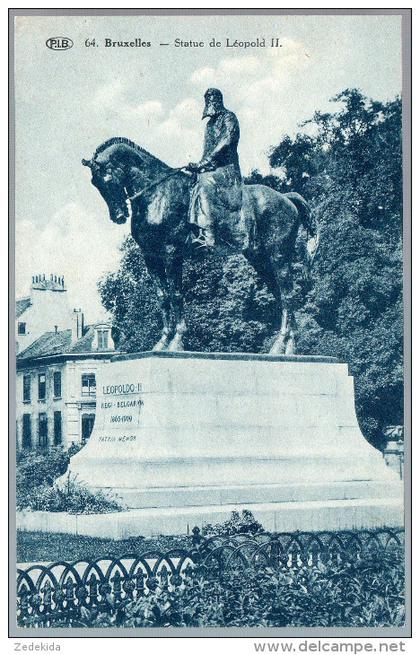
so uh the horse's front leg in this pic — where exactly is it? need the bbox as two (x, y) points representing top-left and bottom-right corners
(270, 306), (296, 355)
(164, 246), (187, 352)
(144, 254), (173, 351)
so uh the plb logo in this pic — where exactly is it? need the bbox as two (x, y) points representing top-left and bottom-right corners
(46, 36), (73, 51)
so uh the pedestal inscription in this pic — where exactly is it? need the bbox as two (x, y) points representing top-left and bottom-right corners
(91, 380), (145, 450)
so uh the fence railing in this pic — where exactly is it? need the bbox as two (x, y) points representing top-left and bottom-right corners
(16, 527), (404, 627)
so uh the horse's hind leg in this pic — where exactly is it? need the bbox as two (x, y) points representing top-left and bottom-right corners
(245, 249), (295, 355)
(271, 305), (296, 355)
(268, 257), (296, 356)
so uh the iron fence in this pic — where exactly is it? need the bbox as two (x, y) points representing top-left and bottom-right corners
(16, 527), (404, 627)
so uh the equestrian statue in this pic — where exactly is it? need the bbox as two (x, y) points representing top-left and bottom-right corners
(82, 88), (317, 354)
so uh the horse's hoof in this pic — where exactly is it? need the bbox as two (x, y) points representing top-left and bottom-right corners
(285, 340), (296, 355)
(152, 339), (169, 352)
(269, 346), (284, 355)
(269, 338), (286, 355)
(167, 336), (184, 352)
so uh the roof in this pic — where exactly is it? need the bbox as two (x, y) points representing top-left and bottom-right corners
(18, 329), (72, 359)
(16, 297), (31, 318)
(17, 325), (116, 361)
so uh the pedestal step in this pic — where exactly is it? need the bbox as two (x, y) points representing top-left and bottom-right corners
(107, 479), (401, 509)
(17, 497), (404, 539)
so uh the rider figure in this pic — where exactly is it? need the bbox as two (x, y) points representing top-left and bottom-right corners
(187, 88), (248, 250)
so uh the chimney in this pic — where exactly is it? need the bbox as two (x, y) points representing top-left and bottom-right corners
(72, 308), (84, 342)
(31, 273), (67, 293)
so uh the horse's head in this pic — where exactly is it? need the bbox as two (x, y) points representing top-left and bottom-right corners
(82, 152), (129, 225)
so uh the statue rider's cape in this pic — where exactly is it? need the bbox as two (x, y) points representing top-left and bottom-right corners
(189, 107), (246, 249)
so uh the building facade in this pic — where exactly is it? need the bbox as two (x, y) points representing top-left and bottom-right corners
(16, 324), (118, 450)
(16, 274), (74, 354)
(16, 274), (119, 450)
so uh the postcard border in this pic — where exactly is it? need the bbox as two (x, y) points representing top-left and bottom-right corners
(8, 6), (412, 639)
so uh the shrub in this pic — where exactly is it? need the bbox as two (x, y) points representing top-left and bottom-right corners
(67, 442), (85, 458)
(201, 510), (264, 537)
(18, 473), (124, 514)
(20, 547), (404, 628)
(16, 447), (69, 491)
(16, 447), (123, 514)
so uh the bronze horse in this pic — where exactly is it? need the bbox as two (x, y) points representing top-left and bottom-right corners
(82, 137), (317, 354)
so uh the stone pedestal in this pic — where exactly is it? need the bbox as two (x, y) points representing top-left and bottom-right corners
(63, 351), (403, 536)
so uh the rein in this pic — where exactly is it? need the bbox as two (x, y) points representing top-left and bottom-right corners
(126, 167), (191, 202)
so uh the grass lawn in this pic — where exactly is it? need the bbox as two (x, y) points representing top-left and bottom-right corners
(17, 530), (191, 563)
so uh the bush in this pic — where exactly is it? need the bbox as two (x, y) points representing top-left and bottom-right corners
(21, 548), (404, 628)
(201, 510), (264, 537)
(16, 447), (123, 514)
(17, 447), (69, 490)
(67, 442), (85, 458)
(19, 474), (124, 514)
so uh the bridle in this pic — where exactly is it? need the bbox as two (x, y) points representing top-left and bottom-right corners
(82, 153), (195, 204)
(126, 167), (193, 203)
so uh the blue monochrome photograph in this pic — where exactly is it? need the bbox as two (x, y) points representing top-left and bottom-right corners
(12, 10), (409, 637)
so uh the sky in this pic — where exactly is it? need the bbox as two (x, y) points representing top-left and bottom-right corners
(14, 14), (402, 321)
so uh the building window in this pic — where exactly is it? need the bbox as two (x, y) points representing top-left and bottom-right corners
(97, 329), (109, 350)
(38, 413), (48, 447)
(54, 411), (62, 445)
(23, 374), (31, 402)
(38, 373), (46, 400)
(22, 414), (32, 449)
(81, 373), (96, 396)
(18, 322), (26, 335)
(53, 371), (62, 398)
(82, 414), (95, 442)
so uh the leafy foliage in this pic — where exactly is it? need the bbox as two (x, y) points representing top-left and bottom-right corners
(245, 90), (403, 448)
(271, 90), (403, 448)
(19, 474), (124, 514)
(99, 89), (403, 449)
(20, 548), (404, 628)
(16, 447), (70, 504)
(99, 245), (278, 354)
(202, 509), (264, 537)
(16, 447), (123, 514)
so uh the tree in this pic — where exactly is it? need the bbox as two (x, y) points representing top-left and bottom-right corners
(99, 241), (278, 355)
(99, 89), (403, 450)
(268, 89), (403, 448)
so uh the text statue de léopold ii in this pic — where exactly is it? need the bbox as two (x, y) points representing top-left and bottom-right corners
(82, 88), (318, 354)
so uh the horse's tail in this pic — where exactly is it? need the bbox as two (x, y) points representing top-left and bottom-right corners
(284, 192), (314, 235)
(285, 191), (319, 267)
